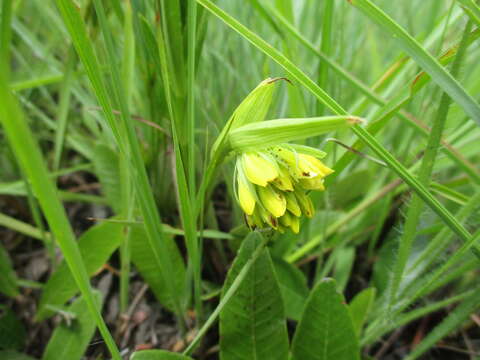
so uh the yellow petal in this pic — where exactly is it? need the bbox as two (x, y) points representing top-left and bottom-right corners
(279, 211), (292, 227)
(295, 191), (314, 218)
(258, 205), (279, 229)
(289, 216), (300, 234)
(285, 191), (301, 217)
(242, 152), (278, 186)
(237, 176), (256, 215)
(272, 165), (294, 191)
(297, 154), (333, 179)
(258, 185), (286, 218)
(246, 207), (264, 229)
(300, 176), (325, 191)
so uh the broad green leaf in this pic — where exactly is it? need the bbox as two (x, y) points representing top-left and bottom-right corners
(220, 234), (289, 360)
(0, 243), (18, 297)
(36, 221), (124, 320)
(131, 350), (193, 360)
(0, 350), (36, 360)
(349, 288), (376, 336)
(291, 278), (360, 360)
(0, 306), (26, 350)
(92, 143), (122, 213)
(272, 257), (308, 321)
(42, 291), (102, 360)
(130, 226), (186, 313)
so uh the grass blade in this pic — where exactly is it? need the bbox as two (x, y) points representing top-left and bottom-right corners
(0, 65), (121, 360)
(349, 0), (480, 126)
(54, 0), (185, 320)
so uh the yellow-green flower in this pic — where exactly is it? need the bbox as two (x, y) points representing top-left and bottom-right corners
(214, 78), (358, 235)
(234, 144), (333, 234)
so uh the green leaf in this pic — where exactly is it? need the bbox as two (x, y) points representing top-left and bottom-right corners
(272, 257), (309, 321)
(42, 291), (102, 360)
(291, 278), (360, 360)
(0, 350), (36, 360)
(92, 143), (122, 213)
(349, 288), (376, 336)
(0, 243), (18, 297)
(36, 221), (124, 320)
(220, 234), (289, 360)
(0, 307), (26, 351)
(131, 350), (193, 360)
(130, 226), (186, 313)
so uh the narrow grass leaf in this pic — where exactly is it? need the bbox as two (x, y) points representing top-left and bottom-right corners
(405, 288), (480, 360)
(455, 0), (480, 26)
(0, 243), (19, 297)
(0, 68), (120, 359)
(55, 0), (184, 318)
(349, 0), (480, 126)
(92, 143), (123, 214)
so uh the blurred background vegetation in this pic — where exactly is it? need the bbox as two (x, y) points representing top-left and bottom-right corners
(0, 0), (479, 359)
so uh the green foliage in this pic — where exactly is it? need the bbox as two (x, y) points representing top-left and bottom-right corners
(220, 234), (289, 360)
(36, 221), (124, 320)
(349, 288), (376, 336)
(1, 0), (480, 358)
(42, 291), (102, 360)
(0, 244), (18, 297)
(291, 278), (360, 360)
(272, 257), (309, 321)
(0, 351), (36, 360)
(0, 307), (26, 351)
(130, 225), (186, 312)
(131, 350), (194, 360)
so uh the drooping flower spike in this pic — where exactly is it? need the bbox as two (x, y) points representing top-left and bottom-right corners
(235, 145), (333, 233)
(212, 78), (362, 234)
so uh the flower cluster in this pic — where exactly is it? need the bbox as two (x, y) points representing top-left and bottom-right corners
(235, 144), (333, 233)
